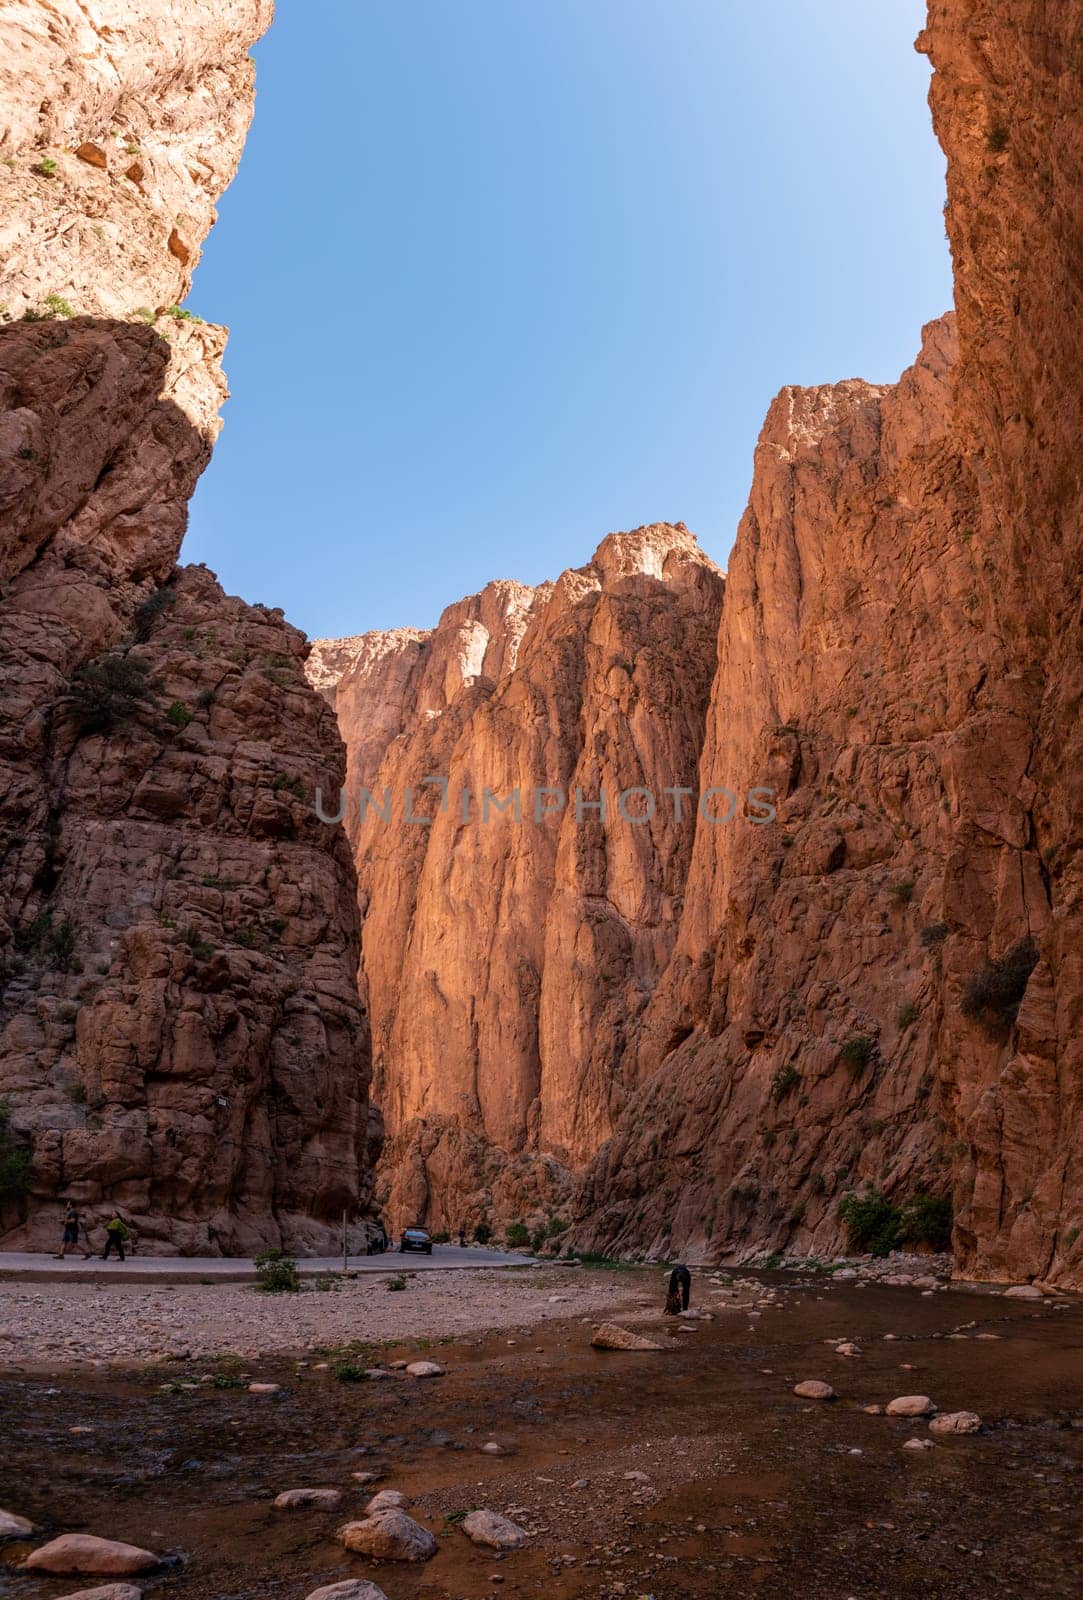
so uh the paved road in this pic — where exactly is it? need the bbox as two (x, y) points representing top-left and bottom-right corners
(0, 1244), (537, 1285)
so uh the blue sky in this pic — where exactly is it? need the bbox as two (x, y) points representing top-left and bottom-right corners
(182, 0), (951, 641)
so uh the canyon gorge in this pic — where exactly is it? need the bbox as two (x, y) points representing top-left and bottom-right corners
(1, 0), (1080, 1289)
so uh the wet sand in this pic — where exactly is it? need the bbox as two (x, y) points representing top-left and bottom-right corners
(1, 1267), (1080, 1600)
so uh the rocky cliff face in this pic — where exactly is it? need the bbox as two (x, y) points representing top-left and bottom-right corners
(309, 527), (724, 1234)
(0, 0), (373, 1254)
(316, 1), (1081, 1286)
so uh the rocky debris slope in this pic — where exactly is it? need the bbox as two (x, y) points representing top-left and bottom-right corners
(308, 526), (724, 1234)
(0, 0), (372, 1253)
(573, 0), (1082, 1287)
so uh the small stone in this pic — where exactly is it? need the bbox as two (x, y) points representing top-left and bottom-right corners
(461, 1510), (528, 1550)
(902, 1437), (934, 1451)
(793, 1380), (836, 1400)
(365, 1490), (409, 1513)
(481, 1442), (504, 1455)
(26, 1536), (160, 1576)
(623, 1471), (650, 1482)
(405, 1360), (444, 1378)
(0, 1509), (34, 1539)
(248, 1382), (280, 1394)
(304, 1583), (390, 1600)
(53, 1588), (144, 1600)
(886, 1395), (935, 1417)
(274, 1488), (343, 1510)
(339, 1510), (437, 1562)
(862, 1404), (884, 1415)
(928, 1411), (981, 1436)
(835, 1342), (861, 1357)
(591, 1323), (664, 1351)
(1003, 1284), (1044, 1299)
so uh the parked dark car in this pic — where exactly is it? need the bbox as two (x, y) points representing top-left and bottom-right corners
(400, 1225), (433, 1255)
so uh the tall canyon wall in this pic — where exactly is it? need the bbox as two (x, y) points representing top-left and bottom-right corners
(0, 1), (373, 1254)
(315, 0), (1081, 1286)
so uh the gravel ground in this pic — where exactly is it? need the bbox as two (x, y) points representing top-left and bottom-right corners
(0, 1264), (650, 1365)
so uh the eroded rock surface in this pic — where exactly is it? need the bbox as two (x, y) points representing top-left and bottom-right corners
(0, 1), (372, 1254)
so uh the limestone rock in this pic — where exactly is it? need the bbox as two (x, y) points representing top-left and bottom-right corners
(363, 1491), (408, 1513)
(274, 1489), (343, 1510)
(25, 1535), (160, 1576)
(405, 1361), (444, 1378)
(339, 1510), (437, 1562)
(591, 1323), (664, 1352)
(0, 1510), (33, 1539)
(886, 1396), (935, 1418)
(928, 1411), (981, 1436)
(304, 1584), (390, 1600)
(460, 1510), (528, 1550)
(793, 1381), (836, 1401)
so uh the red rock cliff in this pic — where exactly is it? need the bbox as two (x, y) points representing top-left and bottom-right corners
(0, 0), (373, 1254)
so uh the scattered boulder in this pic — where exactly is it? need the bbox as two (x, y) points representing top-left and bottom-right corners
(274, 1489), (343, 1510)
(26, 1536), (160, 1576)
(929, 1411), (982, 1436)
(0, 1510), (34, 1540)
(305, 1583), (390, 1600)
(405, 1361), (444, 1378)
(248, 1383), (280, 1395)
(364, 1490), (409, 1513)
(902, 1438), (934, 1451)
(1003, 1284), (1043, 1300)
(591, 1323), (664, 1351)
(53, 1588), (144, 1600)
(835, 1343), (861, 1357)
(461, 1510), (528, 1550)
(886, 1395), (935, 1417)
(794, 1380), (836, 1400)
(339, 1510), (437, 1562)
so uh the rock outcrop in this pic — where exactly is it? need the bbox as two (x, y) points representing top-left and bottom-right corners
(309, 526), (725, 1233)
(0, 0), (372, 1254)
(315, 0), (1082, 1287)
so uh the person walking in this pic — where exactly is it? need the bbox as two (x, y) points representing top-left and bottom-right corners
(664, 1262), (692, 1315)
(458, 1225), (467, 1248)
(101, 1211), (130, 1261)
(55, 1200), (92, 1260)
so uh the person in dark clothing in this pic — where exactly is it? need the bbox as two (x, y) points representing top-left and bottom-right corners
(458, 1226), (467, 1248)
(664, 1263), (692, 1315)
(101, 1212), (130, 1261)
(55, 1201), (92, 1260)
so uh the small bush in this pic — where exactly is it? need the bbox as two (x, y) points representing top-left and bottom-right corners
(920, 922), (949, 949)
(838, 1190), (901, 1257)
(770, 1063), (800, 1104)
(133, 587), (175, 640)
(165, 305), (203, 322)
(897, 1001), (919, 1029)
(15, 912), (78, 971)
(333, 1362), (368, 1382)
(890, 877), (916, 906)
(961, 936), (1039, 1035)
(986, 124), (1010, 153)
(182, 925), (215, 962)
(505, 1221), (530, 1249)
(271, 772), (305, 798)
(473, 1222), (493, 1245)
(313, 1273), (341, 1293)
(0, 1098), (32, 1201)
(37, 158), (59, 177)
(210, 1372), (242, 1389)
(165, 700), (193, 729)
(900, 1194), (953, 1253)
(254, 1248), (299, 1293)
(430, 1230), (450, 1243)
(68, 652), (155, 733)
(840, 1035), (876, 1072)
(134, 307), (156, 324)
(385, 1274), (407, 1291)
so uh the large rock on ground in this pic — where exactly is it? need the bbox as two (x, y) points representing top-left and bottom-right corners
(338, 1510), (437, 1562)
(793, 1381), (836, 1401)
(886, 1395), (936, 1418)
(591, 1322), (664, 1351)
(460, 1510), (528, 1550)
(274, 1489), (343, 1510)
(0, 1509), (33, 1539)
(929, 1410), (981, 1436)
(305, 1584), (389, 1600)
(54, 1588), (144, 1600)
(25, 1535), (159, 1576)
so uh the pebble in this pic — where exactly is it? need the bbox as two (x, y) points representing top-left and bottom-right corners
(929, 1411), (982, 1436)
(902, 1438), (934, 1451)
(304, 1583), (390, 1600)
(1003, 1285), (1044, 1300)
(0, 1509), (34, 1539)
(405, 1360), (444, 1378)
(53, 1588), (144, 1600)
(793, 1380), (836, 1400)
(247, 1382), (280, 1395)
(364, 1490), (409, 1513)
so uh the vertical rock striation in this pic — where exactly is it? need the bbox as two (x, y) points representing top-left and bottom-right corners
(309, 527), (724, 1232)
(0, 1), (372, 1254)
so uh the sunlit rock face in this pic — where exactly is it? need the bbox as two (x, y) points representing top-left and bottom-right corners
(318, 1), (1082, 1288)
(308, 526), (725, 1234)
(0, 0), (373, 1255)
